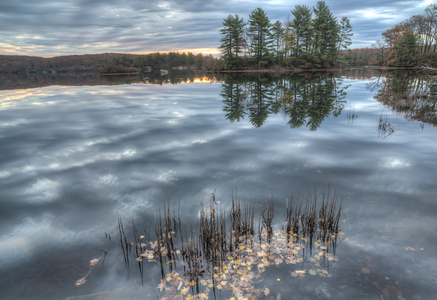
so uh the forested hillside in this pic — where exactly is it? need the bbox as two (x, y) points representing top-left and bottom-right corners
(0, 53), (124, 74)
(0, 52), (221, 74)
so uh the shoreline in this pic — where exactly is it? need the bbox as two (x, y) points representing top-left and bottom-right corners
(218, 66), (425, 74)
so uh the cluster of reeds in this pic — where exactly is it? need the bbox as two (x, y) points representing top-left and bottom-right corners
(285, 189), (342, 260)
(116, 188), (343, 299)
(347, 109), (358, 125)
(378, 114), (395, 139)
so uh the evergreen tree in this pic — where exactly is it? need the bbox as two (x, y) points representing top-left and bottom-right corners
(271, 21), (285, 63)
(219, 14), (246, 69)
(312, 1), (339, 65)
(288, 5), (313, 57)
(395, 32), (419, 66)
(335, 16), (353, 62)
(247, 8), (273, 68)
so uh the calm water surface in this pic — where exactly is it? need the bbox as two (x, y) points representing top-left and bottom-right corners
(0, 71), (436, 299)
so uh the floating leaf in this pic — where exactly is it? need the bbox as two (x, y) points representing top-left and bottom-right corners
(309, 269), (316, 276)
(157, 282), (165, 291)
(181, 287), (189, 295)
(361, 268), (370, 274)
(75, 277), (86, 287)
(89, 258), (99, 266)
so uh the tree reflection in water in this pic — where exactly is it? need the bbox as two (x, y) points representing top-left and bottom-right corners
(221, 73), (349, 130)
(372, 71), (437, 126)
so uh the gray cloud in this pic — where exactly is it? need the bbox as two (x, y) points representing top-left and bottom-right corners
(0, 0), (432, 56)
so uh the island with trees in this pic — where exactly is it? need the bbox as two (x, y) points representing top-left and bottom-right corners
(219, 2), (352, 70)
(219, 1), (437, 71)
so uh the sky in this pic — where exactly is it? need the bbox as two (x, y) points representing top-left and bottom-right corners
(0, 0), (434, 57)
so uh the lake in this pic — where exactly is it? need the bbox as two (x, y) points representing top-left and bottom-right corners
(0, 70), (436, 300)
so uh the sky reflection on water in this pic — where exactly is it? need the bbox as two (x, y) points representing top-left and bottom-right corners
(0, 72), (436, 299)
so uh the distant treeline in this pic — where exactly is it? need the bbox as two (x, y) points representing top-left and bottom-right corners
(0, 52), (221, 75)
(0, 53), (121, 74)
(102, 52), (221, 73)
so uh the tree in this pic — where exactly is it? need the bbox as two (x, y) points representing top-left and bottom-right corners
(372, 40), (389, 65)
(395, 32), (419, 66)
(195, 53), (204, 69)
(335, 16), (353, 61)
(288, 5), (313, 58)
(424, 4), (437, 53)
(407, 5), (437, 55)
(220, 14), (246, 69)
(247, 8), (273, 68)
(271, 20), (285, 63)
(382, 21), (412, 64)
(312, 1), (339, 65)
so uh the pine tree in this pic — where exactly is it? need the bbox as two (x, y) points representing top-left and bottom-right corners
(271, 21), (285, 63)
(248, 8), (273, 68)
(335, 16), (353, 62)
(219, 14), (246, 69)
(395, 32), (419, 66)
(288, 5), (312, 57)
(312, 1), (339, 65)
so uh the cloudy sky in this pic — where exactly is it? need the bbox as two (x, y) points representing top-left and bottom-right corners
(0, 0), (434, 57)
